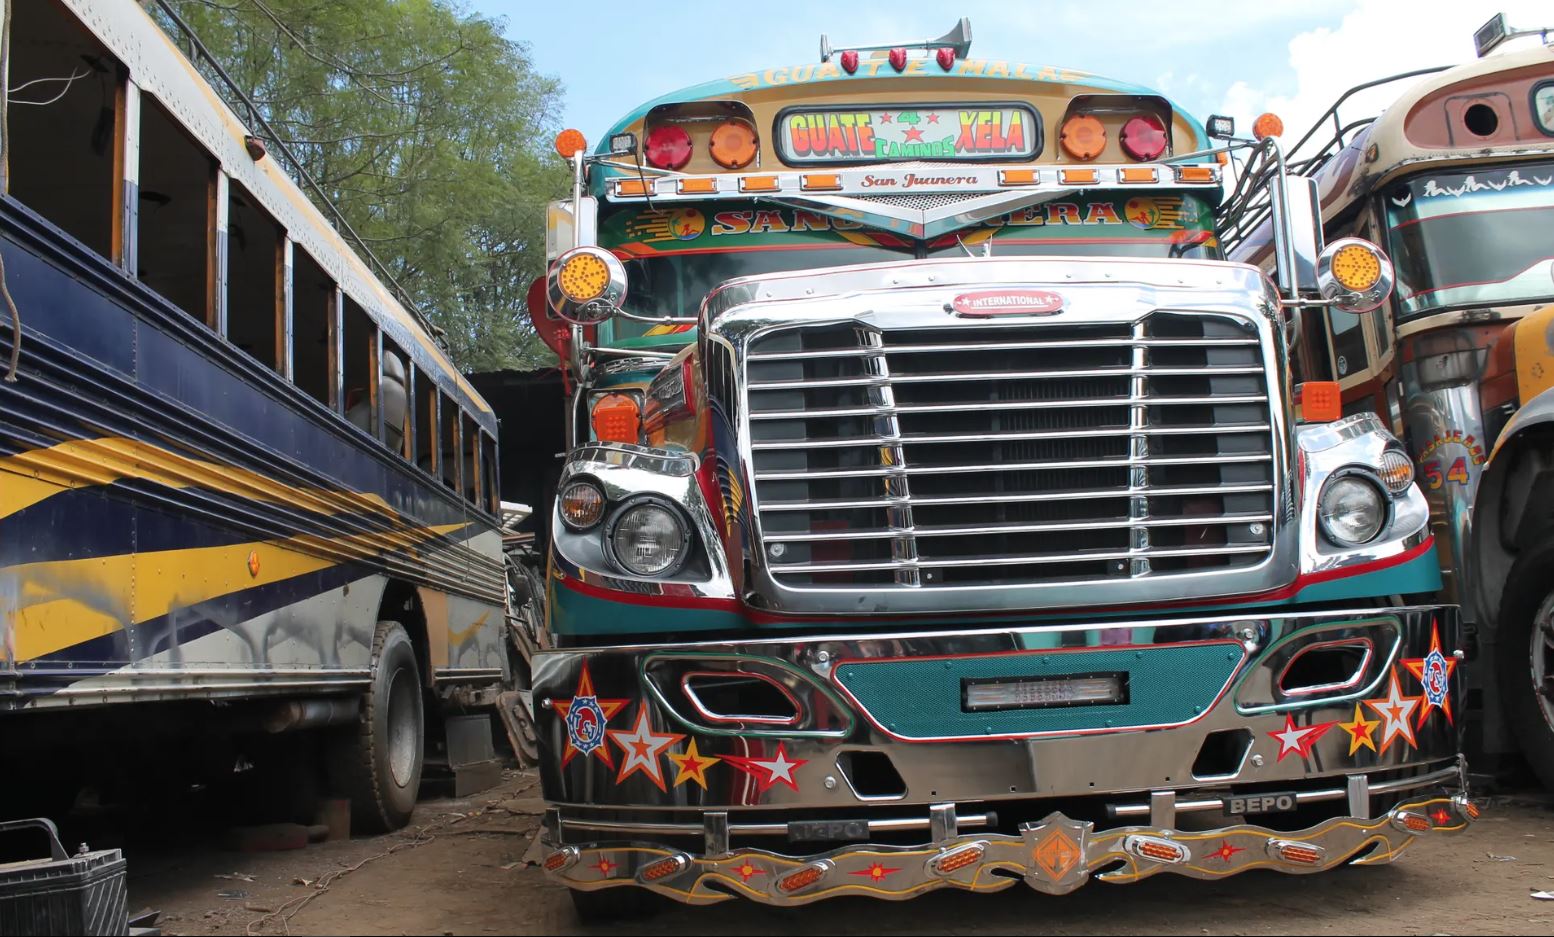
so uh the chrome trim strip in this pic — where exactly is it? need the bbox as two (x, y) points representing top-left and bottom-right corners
(560, 812), (995, 837)
(1107, 765), (1460, 818)
(749, 394), (1271, 419)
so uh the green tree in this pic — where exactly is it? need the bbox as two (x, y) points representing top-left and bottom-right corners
(154, 0), (569, 370)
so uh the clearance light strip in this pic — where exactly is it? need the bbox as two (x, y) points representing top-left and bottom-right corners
(608, 163), (1220, 202)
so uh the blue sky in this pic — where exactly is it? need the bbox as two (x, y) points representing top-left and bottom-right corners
(481, 0), (1544, 147)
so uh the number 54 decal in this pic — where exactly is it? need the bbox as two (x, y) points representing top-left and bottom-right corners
(1422, 457), (1472, 490)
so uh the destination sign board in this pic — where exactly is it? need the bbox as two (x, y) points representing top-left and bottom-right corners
(777, 104), (1040, 164)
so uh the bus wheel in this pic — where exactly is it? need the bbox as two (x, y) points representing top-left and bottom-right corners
(1497, 542), (1554, 790)
(328, 620), (425, 833)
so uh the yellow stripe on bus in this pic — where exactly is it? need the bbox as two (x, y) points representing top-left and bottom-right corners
(3, 522), (465, 663)
(0, 436), (397, 523)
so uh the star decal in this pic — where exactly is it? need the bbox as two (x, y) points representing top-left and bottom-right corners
(1363, 670), (1420, 754)
(552, 661), (627, 768)
(1431, 808), (1453, 826)
(607, 704), (685, 792)
(1338, 703), (1380, 756)
(667, 738), (721, 789)
(722, 742), (808, 793)
(1268, 712), (1336, 762)
(1209, 840), (1245, 862)
(878, 112), (893, 124)
(591, 856), (617, 876)
(1402, 622), (1457, 727)
(731, 859), (765, 883)
(926, 112), (941, 124)
(903, 127), (925, 143)
(850, 862), (901, 882)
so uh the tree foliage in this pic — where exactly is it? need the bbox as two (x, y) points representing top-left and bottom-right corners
(155, 0), (569, 370)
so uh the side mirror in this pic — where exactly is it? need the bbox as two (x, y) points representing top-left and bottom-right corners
(547, 246), (628, 325)
(1316, 237), (1395, 314)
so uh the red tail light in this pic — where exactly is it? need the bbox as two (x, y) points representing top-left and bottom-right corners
(888, 48), (907, 72)
(1121, 114), (1167, 161)
(645, 125), (693, 170)
(840, 50), (859, 74)
(936, 47), (956, 70)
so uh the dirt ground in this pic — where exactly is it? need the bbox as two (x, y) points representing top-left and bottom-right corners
(121, 771), (1554, 936)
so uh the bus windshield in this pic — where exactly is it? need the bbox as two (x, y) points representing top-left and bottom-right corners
(1385, 163), (1554, 318)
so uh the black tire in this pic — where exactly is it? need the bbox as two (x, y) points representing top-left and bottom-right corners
(568, 886), (661, 924)
(1496, 537), (1554, 790)
(328, 620), (425, 833)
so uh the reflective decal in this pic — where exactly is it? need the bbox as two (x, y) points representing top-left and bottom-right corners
(554, 662), (627, 768)
(1401, 622), (1457, 727)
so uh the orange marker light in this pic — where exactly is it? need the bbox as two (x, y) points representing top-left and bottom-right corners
(932, 843), (986, 875)
(677, 178), (719, 195)
(1298, 381), (1343, 423)
(591, 393), (642, 444)
(1271, 842), (1323, 865)
(801, 173), (842, 191)
(639, 855), (687, 882)
(1120, 167), (1159, 184)
(1060, 114), (1107, 161)
(555, 128), (588, 159)
(739, 175), (780, 193)
(778, 865), (826, 892)
(1176, 166), (1218, 183)
(615, 178), (654, 197)
(999, 168), (1039, 185)
(1060, 168), (1100, 186)
(1253, 112), (1285, 140)
(710, 120), (758, 169)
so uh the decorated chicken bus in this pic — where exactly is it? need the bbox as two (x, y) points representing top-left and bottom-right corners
(1230, 14), (1554, 790)
(520, 21), (1474, 918)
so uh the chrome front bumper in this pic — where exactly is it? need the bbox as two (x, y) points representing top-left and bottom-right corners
(543, 788), (1474, 904)
(534, 605), (1472, 903)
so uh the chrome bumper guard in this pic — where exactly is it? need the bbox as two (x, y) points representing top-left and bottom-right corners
(544, 778), (1474, 904)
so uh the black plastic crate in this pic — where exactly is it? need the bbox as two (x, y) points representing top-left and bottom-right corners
(0, 819), (127, 936)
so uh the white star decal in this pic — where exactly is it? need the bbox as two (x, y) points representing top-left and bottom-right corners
(1267, 712), (1334, 762)
(723, 742), (809, 793)
(606, 705), (684, 792)
(1363, 670), (1420, 755)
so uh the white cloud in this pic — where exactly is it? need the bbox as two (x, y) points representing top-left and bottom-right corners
(1219, 0), (1551, 151)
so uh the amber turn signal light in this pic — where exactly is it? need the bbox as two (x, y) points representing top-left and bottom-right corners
(1297, 381), (1343, 423)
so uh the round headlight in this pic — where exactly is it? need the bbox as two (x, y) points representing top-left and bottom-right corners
(609, 502), (689, 576)
(1318, 476), (1386, 545)
(559, 481), (606, 530)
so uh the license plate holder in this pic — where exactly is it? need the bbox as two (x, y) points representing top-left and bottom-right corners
(1224, 791), (1300, 816)
(787, 818), (870, 842)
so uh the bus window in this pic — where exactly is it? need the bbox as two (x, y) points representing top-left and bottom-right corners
(7, 1), (116, 258)
(225, 181), (283, 371)
(482, 432), (499, 514)
(439, 391), (459, 491)
(415, 371), (437, 474)
(292, 249), (333, 406)
(138, 95), (214, 322)
(381, 336), (409, 454)
(462, 412), (480, 505)
(342, 297), (374, 435)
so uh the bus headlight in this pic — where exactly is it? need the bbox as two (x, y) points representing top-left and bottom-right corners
(1318, 476), (1386, 546)
(609, 500), (690, 576)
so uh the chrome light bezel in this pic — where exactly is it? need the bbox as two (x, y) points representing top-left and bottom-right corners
(606, 496), (693, 577)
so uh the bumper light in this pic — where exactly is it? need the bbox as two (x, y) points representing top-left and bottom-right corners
(778, 862), (828, 893)
(639, 854), (689, 882)
(930, 842), (986, 876)
(963, 674), (1125, 711)
(1393, 811), (1432, 833)
(544, 847), (579, 872)
(1458, 797), (1481, 821)
(1124, 835), (1189, 864)
(1267, 840), (1325, 865)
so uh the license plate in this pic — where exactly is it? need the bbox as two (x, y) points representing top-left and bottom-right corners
(787, 819), (869, 842)
(1225, 791), (1300, 816)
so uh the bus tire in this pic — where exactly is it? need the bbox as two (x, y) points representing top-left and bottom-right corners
(1496, 537), (1554, 790)
(328, 620), (425, 833)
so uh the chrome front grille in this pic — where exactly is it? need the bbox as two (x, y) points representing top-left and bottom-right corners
(743, 312), (1276, 591)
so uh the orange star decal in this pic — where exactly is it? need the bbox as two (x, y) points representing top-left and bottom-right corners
(1338, 702), (1380, 756)
(850, 862), (901, 882)
(1402, 622), (1457, 727)
(667, 738), (721, 789)
(731, 859), (764, 883)
(1432, 808), (1453, 826)
(1209, 840), (1245, 862)
(591, 856), (617, 876)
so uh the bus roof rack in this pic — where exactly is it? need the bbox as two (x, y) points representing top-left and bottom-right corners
(820, 17), (972, 63)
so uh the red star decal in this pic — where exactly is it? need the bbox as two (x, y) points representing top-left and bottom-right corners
(850, 862), (902, 882)
(1432, 808), (1453, 826)
(1267, 712), (1337, 762)
(926, 112), (940, 124)
(731, 859), (765, 883)
(591, 856), (617, 876)
(903, 127), (925, 143)
(722, 742), (808, 793)
(878, 112), (892, 123)
(1401, 621), (1458, 727)
(1210, 840), (1245, 862)
(551, 662), (627, 768)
